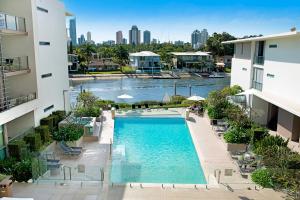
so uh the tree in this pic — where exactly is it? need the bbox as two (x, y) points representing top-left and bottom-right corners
(113, 45), (129, 66)
(75, 44), (96, 72)
(76, 91), (97, 108)
(205, 32), (236, 56)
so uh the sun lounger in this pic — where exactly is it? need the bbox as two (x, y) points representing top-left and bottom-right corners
(61, 141), (83, 152)
(59, 142), (82, 156)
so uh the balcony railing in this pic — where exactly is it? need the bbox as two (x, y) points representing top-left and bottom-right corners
(252, 81), (263, 91)
(0, 56), (29, 72)
(254, 56), (264, 65)
(0, 12), (26, 32)
(0, 93), (36, 113)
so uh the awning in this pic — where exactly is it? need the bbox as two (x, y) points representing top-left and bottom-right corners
(242, 89), (300, 117)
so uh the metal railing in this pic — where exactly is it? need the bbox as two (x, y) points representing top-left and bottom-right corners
(0, 92), (36, 113)
(253, 56), (264, 65)
(0, 12), (26, 32)
(252, 81), (263, 91)
(0, 56), (29, 72)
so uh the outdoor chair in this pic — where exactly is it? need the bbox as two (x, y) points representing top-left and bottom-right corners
(145, 104), (149, 109)
(115, 105), (119, 110)
(137, 105), (142, 109)
(132, 104), (136, 109)
(59, 142), (82, 156)
(61, 141), (83, 152)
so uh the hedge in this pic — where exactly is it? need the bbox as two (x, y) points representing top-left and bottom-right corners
(24, 132), (42, 152)
(40, 116), (55, 132)
(8, 140), (28, 160)
(52, 110), (66, 122)
(35, 126), (51, 144)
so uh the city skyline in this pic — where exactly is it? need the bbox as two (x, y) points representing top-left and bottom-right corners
(64, 0), (300, 43)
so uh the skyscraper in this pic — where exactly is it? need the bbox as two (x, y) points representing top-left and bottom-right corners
(87, 31), (92, 42)
(191, 29), (201, 49)
(122, 38), (127, 44)
(129, 25), (141, 45)
(143, 30), (151, 44)
(69, 18), (77, 45)
(78, 34), (85, 45)
(116, 31), (123, 44)
(200, 29), (209, 46)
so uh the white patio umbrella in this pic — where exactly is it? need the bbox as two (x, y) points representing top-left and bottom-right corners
(117, 94), (133, 99)
(162, 93), (171, 103)
(187, 95), (205, 101)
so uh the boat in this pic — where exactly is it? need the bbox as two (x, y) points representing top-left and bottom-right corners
(208, 73), (225, 78)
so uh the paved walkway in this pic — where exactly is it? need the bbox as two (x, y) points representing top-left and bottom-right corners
(10, 109), (286, 200)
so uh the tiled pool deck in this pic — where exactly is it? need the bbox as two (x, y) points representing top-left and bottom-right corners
(11, 109), (286, 200)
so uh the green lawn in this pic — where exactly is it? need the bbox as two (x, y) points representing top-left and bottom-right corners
(87, 71), (122, 74)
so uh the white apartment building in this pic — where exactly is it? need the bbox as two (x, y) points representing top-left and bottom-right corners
(223, 30), (300, 143)
(129, 51), (161, 72)
(0, 0), (70, 158)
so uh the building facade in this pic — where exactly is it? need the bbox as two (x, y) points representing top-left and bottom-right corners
(78, 34), (85, 45)
(0, 0), (70, 158)
(116, 31), (123, 44)
(171, 52), (213, 71)
(69, 18), (77, 45)
(201, 29), (209, 46)
(129, 51), (161, 72)
(191, 30), (201, 49)
(86, 31), (91, 42)
(224, 31), (300, 142)
(129, 25), (140, 45)
(143, 30), (151, 44)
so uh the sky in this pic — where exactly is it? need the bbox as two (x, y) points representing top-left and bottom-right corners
(63, 0), (300, 43)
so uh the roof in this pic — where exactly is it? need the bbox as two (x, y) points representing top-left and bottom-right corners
(171, 51), (211, 56)
(129, 51), (160, 57)
(222, 31), (300, 44)
(242, 89), (300, 117)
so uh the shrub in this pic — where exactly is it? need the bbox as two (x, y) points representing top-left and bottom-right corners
(251, 168), (273, 188)
(50, 114), (60, 131)
(52, 123), (84, 141)
(35, 126), (51, 144)
(40, 116), (55, 133)
(170, 95), (186, 104)
(95, 100), (115, 110)
(52, 110), (66, 122)
(74, 106), (100, 117)
(0, 157), (16, 175)
(251, 126), (269, 144)
(8, 139), (28, 160)
(24, 132), (42, 152)
(223, 126), (252, 144)
(12, 158), (32, 182)
(181, 100), (200, 106)
(253, 135), (288, 155)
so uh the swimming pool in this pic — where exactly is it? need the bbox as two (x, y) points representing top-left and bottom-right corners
(110, 116), (206, 184)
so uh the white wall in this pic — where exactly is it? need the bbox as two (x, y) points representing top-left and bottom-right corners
(262, 36), (300, 103)
(33, 0), (70, 125)
(230, 58), (252, 89)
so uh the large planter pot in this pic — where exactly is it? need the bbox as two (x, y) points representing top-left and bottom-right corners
(66, 136), (83, 147)
(226, 143), (247, 153)
(0, 176), (13, 197)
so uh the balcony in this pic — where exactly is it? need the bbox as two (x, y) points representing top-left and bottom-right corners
(252, 80), (263, 91)
(0, 93), (36, 113)
(0, 12), (27, 35)
(1, 56), (30, 76)
(253, 56), (264, 65)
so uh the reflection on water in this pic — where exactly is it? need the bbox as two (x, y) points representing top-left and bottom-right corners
(69, 76), (230, 104)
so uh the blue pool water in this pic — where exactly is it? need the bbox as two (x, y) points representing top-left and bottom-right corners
(110, 117), (207, 184)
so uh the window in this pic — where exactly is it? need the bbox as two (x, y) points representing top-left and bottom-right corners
(242, 68), (247, 71)
(39, 41), (50, 46)
(254, 41), (265, 65)
(241, 43), (244, 55)
(252, 67), (264, 91)
(37, 7), (48, 13)
(269, 44), (277, 48)
(44, 105), (54, 112)
(267, 73), (275, 78)
(41, 73), (52, 78)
